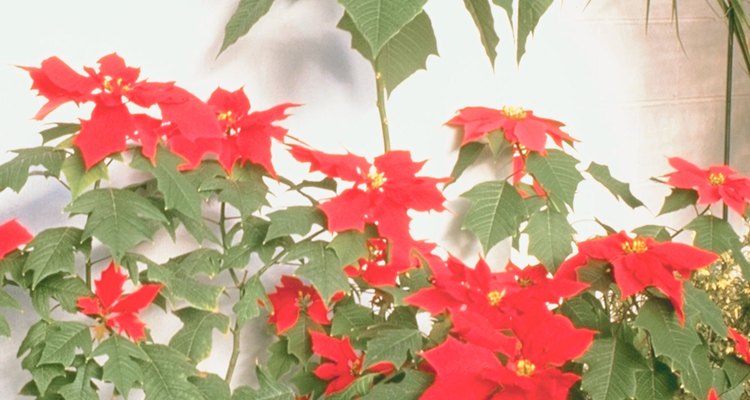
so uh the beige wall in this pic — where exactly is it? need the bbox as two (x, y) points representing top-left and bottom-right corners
(0, 0), (748, 396)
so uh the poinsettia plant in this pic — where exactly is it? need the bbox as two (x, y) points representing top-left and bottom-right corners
(3, 1), (750, 400)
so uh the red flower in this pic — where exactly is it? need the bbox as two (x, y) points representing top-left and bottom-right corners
(0, 220), (32, 259)
(291, 146), (446, 272)
(666, 157), (750, 215)
(163, 87), (297, 174)
(558, 231), (717, 324)
(728, 327), (750, 364)
(420, 337), (504, 400)
(446, 106), (575, 152)
(267, 276), (330, 334)
(76, 262), (161, 341)
(310, 331), (393, 395)
(707, 388), (719, 400)
(24, 54), (222, 168)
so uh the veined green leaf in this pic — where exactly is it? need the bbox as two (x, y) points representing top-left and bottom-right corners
(170, 307), (230, 363)
(463, 0), (499, 66)
(634, 299), (701, 369)
(526, 149), (583, 212)
(138, 343), (204, 400)
(265, 206), (325, 242)
(360, 370), (433, 400)
(461, 180), (526, 254)
(92, 335), (147, 397)
(39, 123), (80, 144)
(517, 0), (554, 63)
(0, 146), (66, 193)
(338, 0), (428, 57)
(219, 0), (274, 54)
(448, 142), (485, 186)
(22, 227), (83, 289)
(39, 321), (92, 367)
(659, 188), (698, 215)
(232, 365), (294, 400)
(147, 249), (224, 311)
(362, 328), (422, 369)
(524, 206), (574, 272)
(62, 149), (108, 198)
(31, 274), (90, 318)
(580, 327), (647, 400)
(586, 162), (644, 208)
(686, 215), (749, 279)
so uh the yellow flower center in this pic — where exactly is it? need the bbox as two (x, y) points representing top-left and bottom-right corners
(622, 238), (648, 254)
(92, 321), (110, 341)
(487, 290), (505, 306)
(502, 105), (527, 119)
(218, 110), (234, 122)
(368, 170), (386, 190)
(349, 358), (362, 375)
(518, 277), (534, 288)
(708, 172), (725, 186)
(102, 77), (129, 93)
(516, 359), (536, 377)
(296, 290), (312, 309)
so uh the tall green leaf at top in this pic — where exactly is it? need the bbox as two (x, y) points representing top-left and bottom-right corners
(517, 0), (554, 62)
(219, 0), (274, 54)
(463, 0), (500, 67)
(338, 0), (428, 58)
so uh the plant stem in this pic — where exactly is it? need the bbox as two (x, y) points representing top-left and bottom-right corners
(85, 257), (92, 289)
(219, 202), (241, 286)
(375, 73), (391, 153)
(224, 322), (242, 383)
(723, 6), (735, 221)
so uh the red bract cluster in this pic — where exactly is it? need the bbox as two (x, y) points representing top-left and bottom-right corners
(0, 219), (32, 259)
(310, 331), (393, 395)
(447, 106), (576, 186)
(558, 231), (717, 324)
(291, 146), (446, 284)
(408, 257), (594, 399)
(667, 157), (750, 215)
(24, 54), (223, 168)
(77, 262), (161, 341)
(267, 275), (330, 334)
(142, 87), (297, 174)
(728, 327), (750, 365)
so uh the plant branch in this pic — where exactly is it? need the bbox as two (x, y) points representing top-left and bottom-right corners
(224, 321), (242, 383)
(724, 4), (735, 221)
(375, 72), (391, 153)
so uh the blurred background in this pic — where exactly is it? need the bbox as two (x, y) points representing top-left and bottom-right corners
(1, 0), (749, 397)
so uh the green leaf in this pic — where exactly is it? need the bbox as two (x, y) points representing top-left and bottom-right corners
(201, 166), (268, 217)
(66, 188), (168, 260)
(327, 230), (370, 267)
(526, 150), (583, 211)
(30, 364), (66, 395)
(147, 249), (224, 311)
(0, 146), (66, 193)
(360, 370), (433, 400)
(58, 361), (99, 400)
(586, 162), (644, 208)
(634, 298), (701, 369)
(634, 361), (679, 400)
(232, 366), (294, 400)
(0, 315), (10, 337)
(461, 180), (526, 254)
(22, 227), (83, 289)
(631, 224), (671, 242)
(167, 208), (220, 245)
(722, 357), (750, 387)
(463, 0), (499, 66)
(0, 286), (21, 310)
(331, 298), (376, 342)
(491, 0), (513, 25)
(580, 328), (647, 400)
(191, 373), (232, 400)
(92, 335), (147, 397)
(284, 316), (314, 364)
(286, 241), (349, 302)
(683, 281), (727, 337)
(31, 274), (91, 318)
(448, 142), (485, 185)
(40, 123), (80, 144)
(62, 149), (109, 198)
(338, 11), (438, 95)
(659, 188), (698, 215)
(290, 369), (327, 398)
(516, 0), (554, 63)
(170, 308), (230, 363)
(265, 206), (325, 242)
(327, 374), (377, 400)
(524, 206), (574, 272)
(39, 321), (92, 367)
(131, 147), (203, 220)
(337, 0), (428, 57)
(219, 0), (274, 54)
(234, 275), (268, 326)
(686, 215), (750, 279)
(266, 338), (297, 379)
(680, 344), (713, 399)
(362, 328), (422, 369)
(559, 292), (610, 331)
(486, 130), (512, 157)
(138, 343), (203, 400)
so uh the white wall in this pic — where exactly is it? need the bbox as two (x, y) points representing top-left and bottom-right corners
(1, 0), (748, 397)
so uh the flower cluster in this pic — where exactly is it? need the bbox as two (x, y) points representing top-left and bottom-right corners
(408, 257), (594, 399)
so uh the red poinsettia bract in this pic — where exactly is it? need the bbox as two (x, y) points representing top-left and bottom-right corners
(447, 106), (576, 188)
(24, 53), (222, 168)
(558, 231), (717, 324)
(310, 331), (392, 395)
(291, 146), (446, 282)
(161, 87), (298, 174)
(666, 157), (750, 215)
(728, 327), (750, 365)
(76, 262), (161, 341)
(0, 219), (32, 259)
(267, 275), (330, 334)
